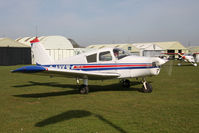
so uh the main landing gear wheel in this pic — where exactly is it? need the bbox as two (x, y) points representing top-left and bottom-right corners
(79, 85), (89, 94)
(142, 82), (153, 93)
(77, 78), (89, 94)
(121, 79), (130, 88)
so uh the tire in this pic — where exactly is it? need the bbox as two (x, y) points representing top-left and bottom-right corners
(79, 85), (89, 94)
(142, 82), (152, 93)
(122, 79), (130, 88)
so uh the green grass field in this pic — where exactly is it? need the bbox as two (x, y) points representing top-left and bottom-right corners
(0, 61), (199, 133)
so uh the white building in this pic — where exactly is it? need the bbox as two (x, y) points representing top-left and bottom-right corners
(86, 41), (188, 58)
(132, 43), (165, 57)
(188, 46), (199, 62)
(132, 41), (188, 58)
(16, 36), (84, 64)
(86, 44), (140, 55)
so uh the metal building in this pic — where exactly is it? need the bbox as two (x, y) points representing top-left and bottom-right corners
(132, 41), (188, 58)
(188, 46), (199, 62)
(16, 36), (84, 63)
(132, 43), (164, 57)
(0, 38), (31, 65)
(86, 44), (140, 55)
(86, 41), (188, 58)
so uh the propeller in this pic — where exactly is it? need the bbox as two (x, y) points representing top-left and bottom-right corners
(167, 59), (174, 76)
(157, 55), (174, 76)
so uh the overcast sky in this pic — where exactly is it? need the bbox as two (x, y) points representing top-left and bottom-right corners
(0, 0), (199, 46)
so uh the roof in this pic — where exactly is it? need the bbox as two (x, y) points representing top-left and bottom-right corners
(16, 36), (81, 49)
(133, 41), (187, 50)
(86, 41), (187, 52)
(86, 44), (140, 52)
(132, 43), (163, 50)
(0, 38), (29, 47)
(188, 46), (199, 53)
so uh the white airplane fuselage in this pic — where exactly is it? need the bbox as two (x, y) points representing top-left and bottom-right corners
(181, 54), (198, 66)
(183, 55), (195, 63)
(41, 48), (162, 79)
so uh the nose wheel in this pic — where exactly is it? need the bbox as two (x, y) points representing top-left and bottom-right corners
(142, 78), (152, 93)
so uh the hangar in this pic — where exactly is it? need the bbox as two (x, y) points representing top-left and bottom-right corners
(188, 46), (199, 62)
(0, 38), (31, 65)
(86, 44), (140, 55)
(16, 36), (83, 63)
(87, 41), (188, 58)
(188, 46), (199, 53)
(132, 43), (164, 56)
(132, 41), (188, 58)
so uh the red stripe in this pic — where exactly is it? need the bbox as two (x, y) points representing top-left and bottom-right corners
(161, 53), (184, 55)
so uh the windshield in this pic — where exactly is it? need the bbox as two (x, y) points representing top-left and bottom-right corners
(113, 48), (130, 59)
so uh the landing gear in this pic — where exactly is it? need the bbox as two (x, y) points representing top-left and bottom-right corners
(78, 78), (89, 94)
(76, 77), (152, 94)
(121, 79), (130, 88)
(79, 85), (89, 94)
(120, 78), (153, 93)
(141, 78), (152, 93)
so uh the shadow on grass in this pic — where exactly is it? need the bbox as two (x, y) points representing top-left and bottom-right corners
(35, 110), (91, 127)
(94, 114), (127, 133)
(13, 81), (75, 89)
(13, 81), (144, 98)
(35, 110), (127, 133)
(14, 90), (79, 98)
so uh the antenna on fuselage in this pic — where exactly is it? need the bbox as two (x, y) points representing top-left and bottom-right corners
(35, 25), (38, 37)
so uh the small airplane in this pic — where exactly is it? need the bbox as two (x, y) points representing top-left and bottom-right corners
(12, 37), (168, 94)
(161, 53), (198, 67)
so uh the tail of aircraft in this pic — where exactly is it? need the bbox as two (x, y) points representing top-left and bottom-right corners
(30, 37), (53, 65)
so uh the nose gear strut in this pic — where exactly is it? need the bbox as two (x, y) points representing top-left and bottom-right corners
(142, 78), (153, 93)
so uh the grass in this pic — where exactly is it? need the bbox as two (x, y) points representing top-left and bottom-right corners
(0, 61), (198, 133)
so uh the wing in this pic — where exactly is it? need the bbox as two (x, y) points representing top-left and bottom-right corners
(12, 66), (120, 80)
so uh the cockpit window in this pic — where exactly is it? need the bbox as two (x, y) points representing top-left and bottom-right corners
(113, 48), (130, 59)
(99, 51), (112, 61)
(86, 53), (97, 63)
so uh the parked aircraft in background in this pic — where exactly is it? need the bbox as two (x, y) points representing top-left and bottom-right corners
(162, 53), (198, 67)
(12, 37), (168, 94)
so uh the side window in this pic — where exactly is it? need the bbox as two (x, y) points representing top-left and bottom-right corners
(99, 51), (112, 61)
(86, 53), (97, 63)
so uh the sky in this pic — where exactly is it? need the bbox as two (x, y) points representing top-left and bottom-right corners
(0, 0), (199, 46)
